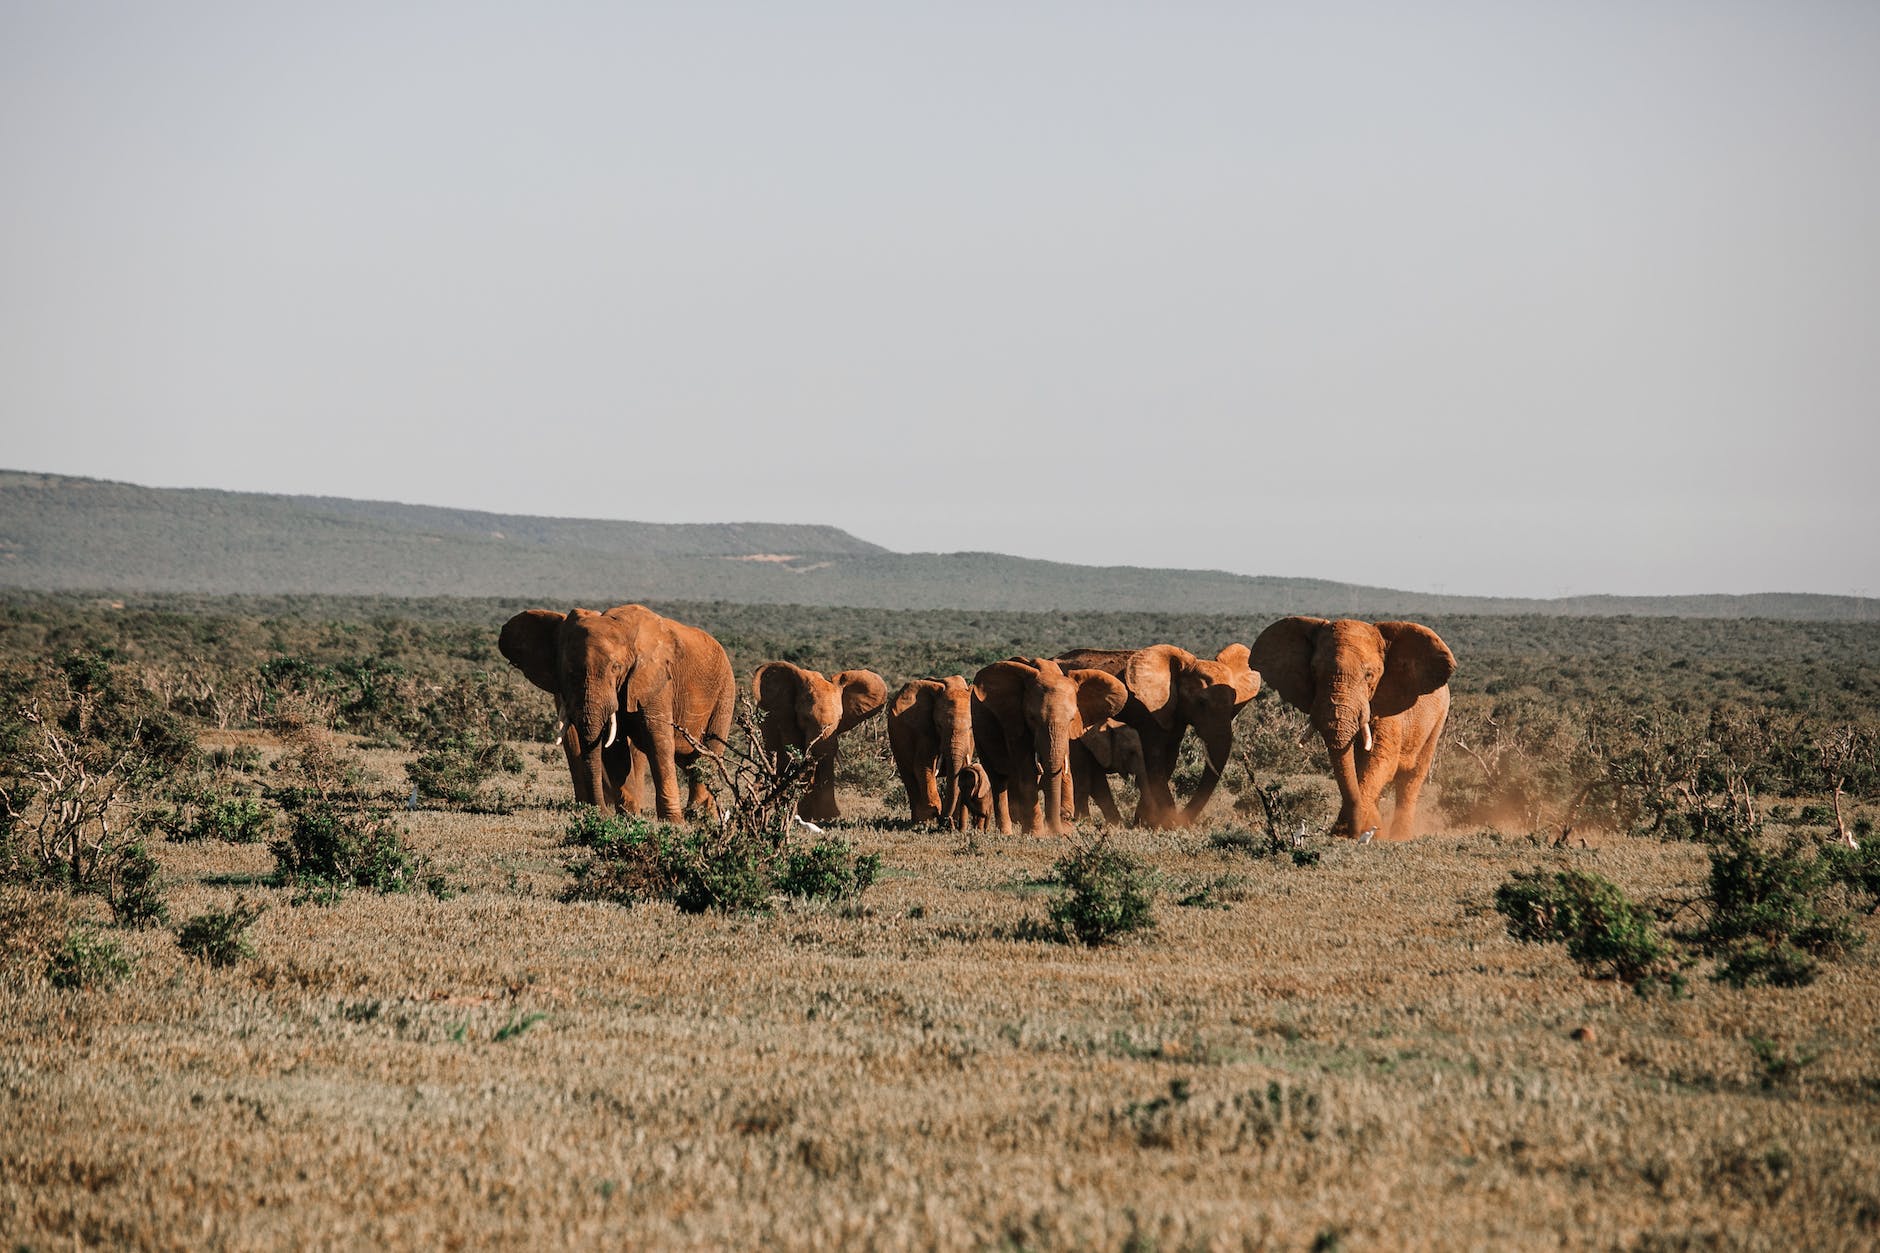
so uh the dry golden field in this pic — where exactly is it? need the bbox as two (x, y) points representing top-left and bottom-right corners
(5, 739), (1879, 1252)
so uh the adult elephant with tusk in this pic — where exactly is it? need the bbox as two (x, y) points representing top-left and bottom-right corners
(1249, 617), (1455, 841)
(498, 605), (736, 821)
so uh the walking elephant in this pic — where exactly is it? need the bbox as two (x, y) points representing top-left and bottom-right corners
(971, 658), (1128, 836)
(886, 675), (975, 826)
(953, 762), (998, 832)
(1067, 720), (1148, 824)
(1054, 644), (1261, 828)
(1249, 617), (1455, 841)
(498, 605), (735, 821)
(752, 661), (888, 822)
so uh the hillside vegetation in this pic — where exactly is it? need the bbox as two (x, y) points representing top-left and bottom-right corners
(3, 592), (1878, 1247)
(5, 471), (1874, 618)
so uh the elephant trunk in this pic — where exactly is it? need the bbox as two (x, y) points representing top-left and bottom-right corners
(936, 696), (974, 828)
(1036, 722), (1071, 835)
(1319, 688), (1372, 756)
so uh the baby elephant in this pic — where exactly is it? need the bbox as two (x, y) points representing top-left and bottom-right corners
(953, 762), (999, 831)
(1068, 720), (1147, 824)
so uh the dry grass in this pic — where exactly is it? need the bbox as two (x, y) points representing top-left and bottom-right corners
(4, 739), (1878, 1250)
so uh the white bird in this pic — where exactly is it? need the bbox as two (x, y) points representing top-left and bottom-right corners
(1292, 822), (1308, 849)
(791, 815), (824, 834)
(1358, 828), (1376, 845)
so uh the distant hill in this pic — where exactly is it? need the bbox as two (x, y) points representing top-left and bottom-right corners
(3, 470), (1874, 620)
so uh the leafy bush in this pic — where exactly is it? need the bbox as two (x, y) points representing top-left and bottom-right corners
(563, 813), (880, 913)
(564, 813), (772, 914)
(1695, 823), (1862, 987)
(107, 842), (168, 928)
(1043, 842), (1157, 947)
(153, 783), (274, 844)
(269, 799), (424, 900)
(1823, 838), (1880, 912)
(1494, 867), (1679, 991)
(176, 896), (265, 967)
(46, 926), (132, 989)
(404, 730), (523, 810)
(775, 838), (880, 901)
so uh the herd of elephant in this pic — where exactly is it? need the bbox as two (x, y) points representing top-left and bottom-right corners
(497, 605), (1458, 841)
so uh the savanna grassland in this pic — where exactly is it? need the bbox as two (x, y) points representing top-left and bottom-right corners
(3, 593), (1879, 1250)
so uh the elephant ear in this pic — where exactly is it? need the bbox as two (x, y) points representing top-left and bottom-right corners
(833, 669), (888, 733)
(752, 661), (808, 752)
(1124, 644), (1195, 731)
(498, 610), (567, 695)
(1080, 721), (1118, 770)
(1248, 616), (1330, 714)
(1069, 669), (1129, 737)
(1213, 644), (1262, 706)
(888, 678), (941, 725)
(1373, 622), (1457, 718)
(971, 660), (1036, 728)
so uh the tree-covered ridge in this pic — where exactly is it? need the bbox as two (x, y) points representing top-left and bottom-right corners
(4, 470), (1876, 619)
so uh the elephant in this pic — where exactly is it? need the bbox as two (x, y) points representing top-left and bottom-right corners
(886, 675), (976, 826)
(498, 605), (735, 821)
(1067, 719), (1148, 824)
(970, 658), (1128, 836)
(752, 661), (889, 822)
(1248, 617), (1456, 841)
(1053, 644), (1261, 828)
(953, 762), (998, 832)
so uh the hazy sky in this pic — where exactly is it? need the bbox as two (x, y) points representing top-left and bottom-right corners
(4, 2), (1877, 598)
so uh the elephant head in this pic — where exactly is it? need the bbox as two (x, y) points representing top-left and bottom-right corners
(500, 605), (727, 816)
(1249, 617), (1456, 835)
(1078, 719), (1146, 783)
(1122, 643), (1261, 825)
(887, 675), (975, 825)
(971, 658), (1128, 836)
(753, 661), (888, 821)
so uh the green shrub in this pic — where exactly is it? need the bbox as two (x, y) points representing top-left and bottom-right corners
(176, 896), (265, 967)
(1695, 823), (1862, 986)
(775, 838), (880, 901)
(563, 813), (772, 915)
(107, 842), (168, 928)
(269, 799), (424, 899)
(1823, 838), (1880, 912)
(1494, 867), (1679, 991)
(1043, 842), (1157, 947)
(158, 785), (274, 844)
(46, 926), (132, 989)
(404, 731), (523, 809)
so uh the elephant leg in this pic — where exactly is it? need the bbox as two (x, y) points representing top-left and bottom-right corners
(988, 778), (1012, 835)
(561, 725), (600, 808)
(899, 759), (940, 824)
(1132, 737), (1180, 829)
(641, 719), (687, 822)
(1179, 724), (1234, 827)
(800, 751), (841, 823)
(677, 751), (719, 824)
(1326, 739), (1380, 837)
(1086, 769), (1122, 824)
(1385, 712), (1446, 841)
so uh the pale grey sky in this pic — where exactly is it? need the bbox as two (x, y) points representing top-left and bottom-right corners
(3, 2), (1877, 598)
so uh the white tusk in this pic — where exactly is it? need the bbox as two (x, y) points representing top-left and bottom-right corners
(553, 719), (565, 741)
(603, 711), (617, 749)
(1361, 720), (1374, 753)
